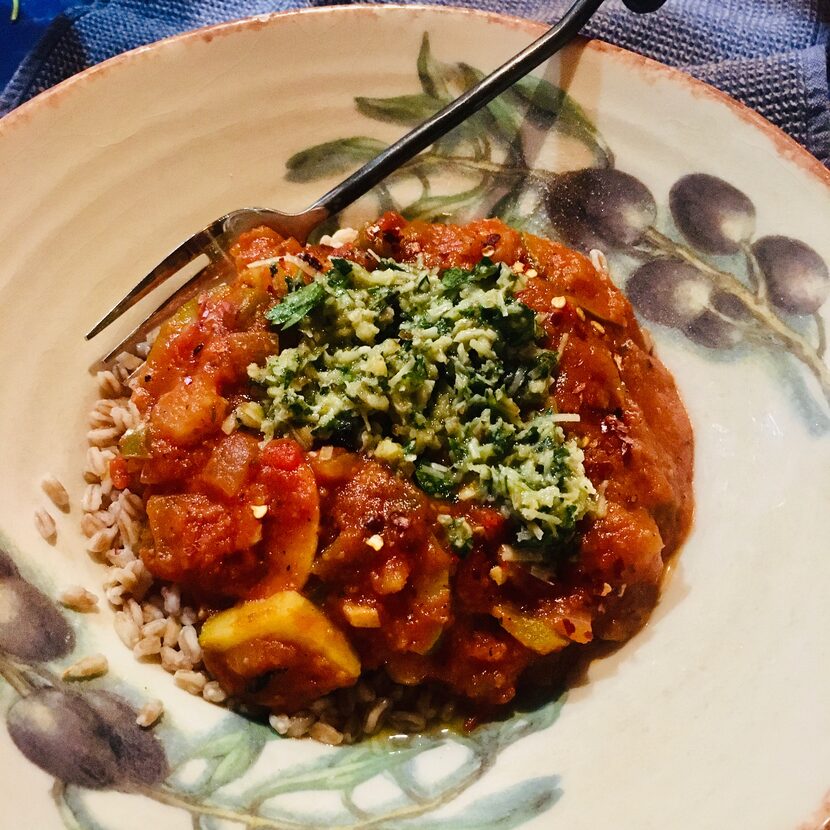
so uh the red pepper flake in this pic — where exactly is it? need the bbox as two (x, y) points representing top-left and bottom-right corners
(109, 457), (130, 490)
(563, 619), (576, 636)
(299, 252), (324, 271)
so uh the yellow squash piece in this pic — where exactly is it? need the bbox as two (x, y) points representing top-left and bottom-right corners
(492, 602), (569, 655)
(199, 591), (360, 711)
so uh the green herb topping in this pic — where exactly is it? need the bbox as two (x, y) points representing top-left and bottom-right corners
(249, 256), (595, 550)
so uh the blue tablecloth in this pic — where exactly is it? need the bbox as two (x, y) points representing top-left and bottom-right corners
(1, 0), (829, 166)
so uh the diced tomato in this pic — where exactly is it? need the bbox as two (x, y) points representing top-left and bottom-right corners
(145, 495), (231, 576)
(143, 493), (261, 599)
(308, 448), (362, 485)
(229, 227), (304, 269)
(260, 438), (305, 472)
(200, 432), (259, 498)
(150, 375), (228, 445)
(201, 330), (278, 386)
(109, 456), (130, 490)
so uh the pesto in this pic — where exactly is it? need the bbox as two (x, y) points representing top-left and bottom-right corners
(250, 256), (595, 551)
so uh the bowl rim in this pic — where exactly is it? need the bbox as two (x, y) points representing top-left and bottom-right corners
(1, 3), (828, 189)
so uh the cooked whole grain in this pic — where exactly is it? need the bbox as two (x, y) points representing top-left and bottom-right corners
(58, 585), (99, 612)
(62, 653), (109, 680)
(34, 508), (57, 543)
(136, 698), (164, 728)
(41, 475), (70, 511)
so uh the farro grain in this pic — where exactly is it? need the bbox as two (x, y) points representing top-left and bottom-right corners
(105, 586), (125, 606)
(89, 410), (114, 429)
(161, 585), (181, 616)
(416, 689), (433, 717)
(178, 625), (201, 664)
(202, 681), (227, 704)
(114, 611), (141, 649)
(163, 617), (181, 648)
(81, 483), (103, 513)
(115, 352), (144, 373)
(116, 513), (140, 549)
(141, 618), (168, 638)
(34, 508), (56, 542)
(174, 669), (207, 695)
(126, 598), (144, 628)
(126, 560), (151, 600)
(286, 715), (315, 738)
(92, 509), (116, 528)
(109, 405), (137, 433)
(269, 714), (291, 735)
(41, 475), (70, 510)
(80, 513), (104, 537)
(136, 699), (164, 728)
(87, 427), (121, 447)
(87, 526), (118, 555)
(589, 248), (609, 275)
(85, 446), (114, 479)
(309, 722), (344, 746)
(108, 566), (138, 592)
(142, 601), (165, 623)
(355, 682), (376, 704)
(388, 711), (426, 732)
(58, 586), (99, 612)
(92, 398), (119, 417)
(62, 654), (108, 680)
(96, 370), (122, 398)
(133, 636), (162, 658)
(309, 698), (331, 716)
(99, 475), (114, 498)
(161, 646), (191, 673)
(364, 698), (391, 734)
(118, 490), (144, 519)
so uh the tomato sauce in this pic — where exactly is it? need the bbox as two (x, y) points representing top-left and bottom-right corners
(124, 213), (693, 711)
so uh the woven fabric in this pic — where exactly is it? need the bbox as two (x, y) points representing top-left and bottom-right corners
(1, 0), (828, 165)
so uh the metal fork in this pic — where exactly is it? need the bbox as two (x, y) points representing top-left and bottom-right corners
(86, 0), (665, 368)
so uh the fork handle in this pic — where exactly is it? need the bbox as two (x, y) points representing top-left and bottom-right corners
(306, 0), (661, 222)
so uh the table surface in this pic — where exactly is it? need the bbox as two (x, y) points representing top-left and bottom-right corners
(0, 0), (78, 92)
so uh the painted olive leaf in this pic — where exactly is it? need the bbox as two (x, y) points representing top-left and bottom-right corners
(355, 93), (444, 126)
(456, 63), (525, 150)
(417, 33), (451, 100)
(510, 75), (614, 167)
(206, 738), (266, 791)
(285, 137), (386, 182)
(399, 777), (562, 830)
(174, 726), (268, 796)
(240, 744), (423, 802)
(478, 697), (564, 753)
